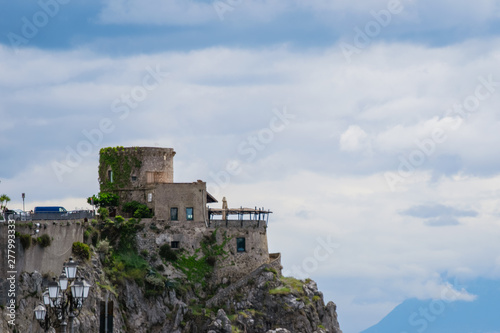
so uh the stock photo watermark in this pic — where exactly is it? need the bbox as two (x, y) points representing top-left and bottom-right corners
(52, 65), (168, 182)
(385, 74), (499, 191)
(402, 279), (473, 333)
(7, 0), (71, 52)
(5, 219), (17, 326)
(213, 0), (244, 21)
(282, 235), (340, 279)
(209, 106), (295, 195)
(340, 0), (405, 63)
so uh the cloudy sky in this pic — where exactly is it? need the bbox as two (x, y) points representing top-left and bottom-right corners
(2, 0), (500, 332)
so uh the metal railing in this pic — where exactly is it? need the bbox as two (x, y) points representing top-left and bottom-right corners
(1, 210), (95, 221)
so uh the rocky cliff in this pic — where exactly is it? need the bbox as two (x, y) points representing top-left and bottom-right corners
(0, 220), (342, 333)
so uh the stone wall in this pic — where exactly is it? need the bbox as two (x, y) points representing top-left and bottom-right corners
(0, 217), (271, 306)
(153, 181), (208, 221)
(0, 221), (84, 306)
(137, 219), (270, 283)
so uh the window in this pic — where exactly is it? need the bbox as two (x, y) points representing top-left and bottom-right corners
(171, 241), (179, 249)
(186, 207), (194, 221)
(131, 175), (137, 181)
(236, 238), (246, 253)
(108, 170), (113, 183)
(147, 193), (153, 203)
(170, 208), (178, 221)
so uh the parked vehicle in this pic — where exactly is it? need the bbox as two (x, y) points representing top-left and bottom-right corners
(34, 206), (68, 213)
(3, 209), (29, 221)
(31, 207), (94, 220)
(33, 206), (69, 220)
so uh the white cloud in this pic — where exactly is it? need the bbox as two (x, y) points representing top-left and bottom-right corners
(339, 125), (370, 152)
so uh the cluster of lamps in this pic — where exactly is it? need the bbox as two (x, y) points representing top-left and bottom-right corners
(34, 257), (91, 333)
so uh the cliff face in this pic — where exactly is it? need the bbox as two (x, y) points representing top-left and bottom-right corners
(205, 270), (342, 333)
(1, 259), (341, 333)
(0, 220), (342, 333)
(1, 258), (342, 333)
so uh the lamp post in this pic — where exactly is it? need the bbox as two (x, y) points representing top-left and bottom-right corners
(34, 257), (91, 333)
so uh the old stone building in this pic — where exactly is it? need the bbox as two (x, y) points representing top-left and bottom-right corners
(99, 146), (217, 220)
(99, 146), (275, 281)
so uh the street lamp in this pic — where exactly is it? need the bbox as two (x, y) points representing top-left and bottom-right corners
(34, 257), (91, 333)
(42, 290), (50, 306)
(65, 258), (78, 279)
(59, 271), (68, 291)
(34, 304), (46, 321)
(48, 278), (60, 300)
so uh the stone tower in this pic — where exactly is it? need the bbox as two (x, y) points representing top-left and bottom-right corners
(98, 147), (176, 211)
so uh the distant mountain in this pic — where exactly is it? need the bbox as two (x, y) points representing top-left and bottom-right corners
(361, 278), (500, 333)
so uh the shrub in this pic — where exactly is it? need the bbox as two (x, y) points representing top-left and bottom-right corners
(97, 239), (111, 254)
(91, 232), (99, 246)
(145, 274), (165, 289)
(133, 205), (153, 219)
(37, 234), (52, 247)
(84, 226), (99, 246)
(114, 215), (125, 224)
(19, 234), (31, 249)
(87, 192), (119, 207)
(97, 207), (109, 221)
(109, 251), (148, 286)
(83, 228), (92, 243)
(122, 201), (141, 214)
(72, 242), (91, 260)
(123, 201), (153, 218)
(159, 244), (177, 262)
(84, 229), (90, 239)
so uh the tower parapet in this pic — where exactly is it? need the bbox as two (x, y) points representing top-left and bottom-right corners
(99, 146), (175, 191)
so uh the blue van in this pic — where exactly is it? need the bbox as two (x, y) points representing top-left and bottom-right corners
(34, 206), (68, 213)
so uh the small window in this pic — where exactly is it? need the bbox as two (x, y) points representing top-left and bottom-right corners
(186, 207), (194, 221)
(108, 170), (113, 183)
(131, 175), (137, 181)
(170, 208), (178, 221)
(148, 193), (153, 202)
(236, 238), (246, 253)
(171, 241), (179, 249)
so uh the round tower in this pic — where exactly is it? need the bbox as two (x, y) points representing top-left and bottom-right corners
(98, 147), (176, 207)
